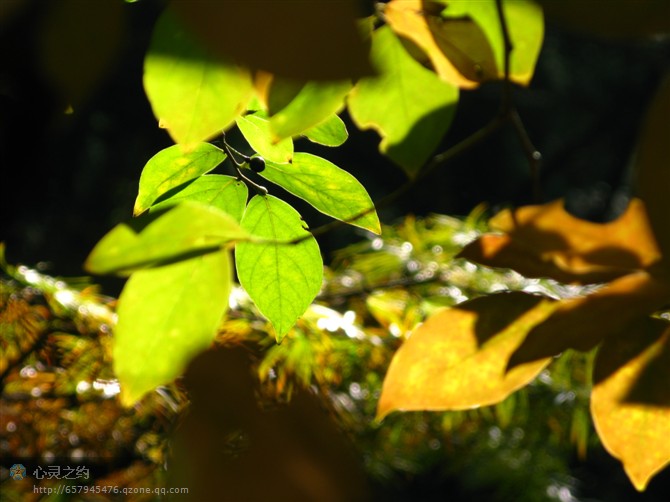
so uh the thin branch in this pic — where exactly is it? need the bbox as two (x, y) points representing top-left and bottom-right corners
(412, 114), (508, 187)
(495, 0), (541, 202)
(221, 132), (249, 167)
(235, 166), (269, 196)
(511, 109), (543, 202)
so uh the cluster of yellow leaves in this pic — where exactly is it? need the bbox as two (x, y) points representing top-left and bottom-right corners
(378, 75), (670, 490)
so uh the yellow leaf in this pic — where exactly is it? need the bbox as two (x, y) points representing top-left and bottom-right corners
(385, 0), (497, 89)
(459, 198), (662, 284)
(591, 318), (670, 491)
(508, 271), (670, 368)
(377, 292), (558, 420)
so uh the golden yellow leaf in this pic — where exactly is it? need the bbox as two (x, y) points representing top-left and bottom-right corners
(385, 0), (497, 89)
(508, 271), (670, 368)
(459, 198), (662, 284)
(376, 292), (557, 420)
(591, 318), (670, 491)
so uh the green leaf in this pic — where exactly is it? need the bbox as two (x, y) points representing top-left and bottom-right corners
(269, 79), (352, 141)
(236, 195), (323, 341)
(440, 0), (544, 85)
(262, 153), (380, 234)
(301, 114), (349, 147)
(236, 113), (294, 163)
(134, 143), (226, 215)
(143, 8), (253, 146)
(114, 249), (232, 406)
(150, 175), (248, 223)
(85, 202), (248, 276)
(498, 0), (545, 84)
(347, 26), (459, 177)
(377, 292), (558, 420)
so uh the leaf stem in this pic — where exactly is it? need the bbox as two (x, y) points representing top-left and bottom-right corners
(235, 167), (268, 197)
(221, 133), (268, 196)
(221, 132), (250, 167)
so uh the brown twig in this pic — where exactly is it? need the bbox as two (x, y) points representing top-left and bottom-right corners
(511, 109), (543, 202)
(495, 0), (542, 202)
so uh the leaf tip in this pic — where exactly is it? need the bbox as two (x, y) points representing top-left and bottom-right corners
(82, 259), (93, 275)
(118, 387), (143, 409)
(132, 204), (146, 217)
(374, 401), (393, 423)
(628, 472), (651, 493)
(271, 322), (292, 344)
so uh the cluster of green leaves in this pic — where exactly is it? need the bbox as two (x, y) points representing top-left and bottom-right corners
(83, 0), (544, 408)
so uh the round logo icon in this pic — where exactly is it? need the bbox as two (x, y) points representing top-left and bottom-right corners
(9, 464), (26, 481)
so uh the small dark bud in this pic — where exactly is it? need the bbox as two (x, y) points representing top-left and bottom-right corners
(249, 156), (266, 173)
